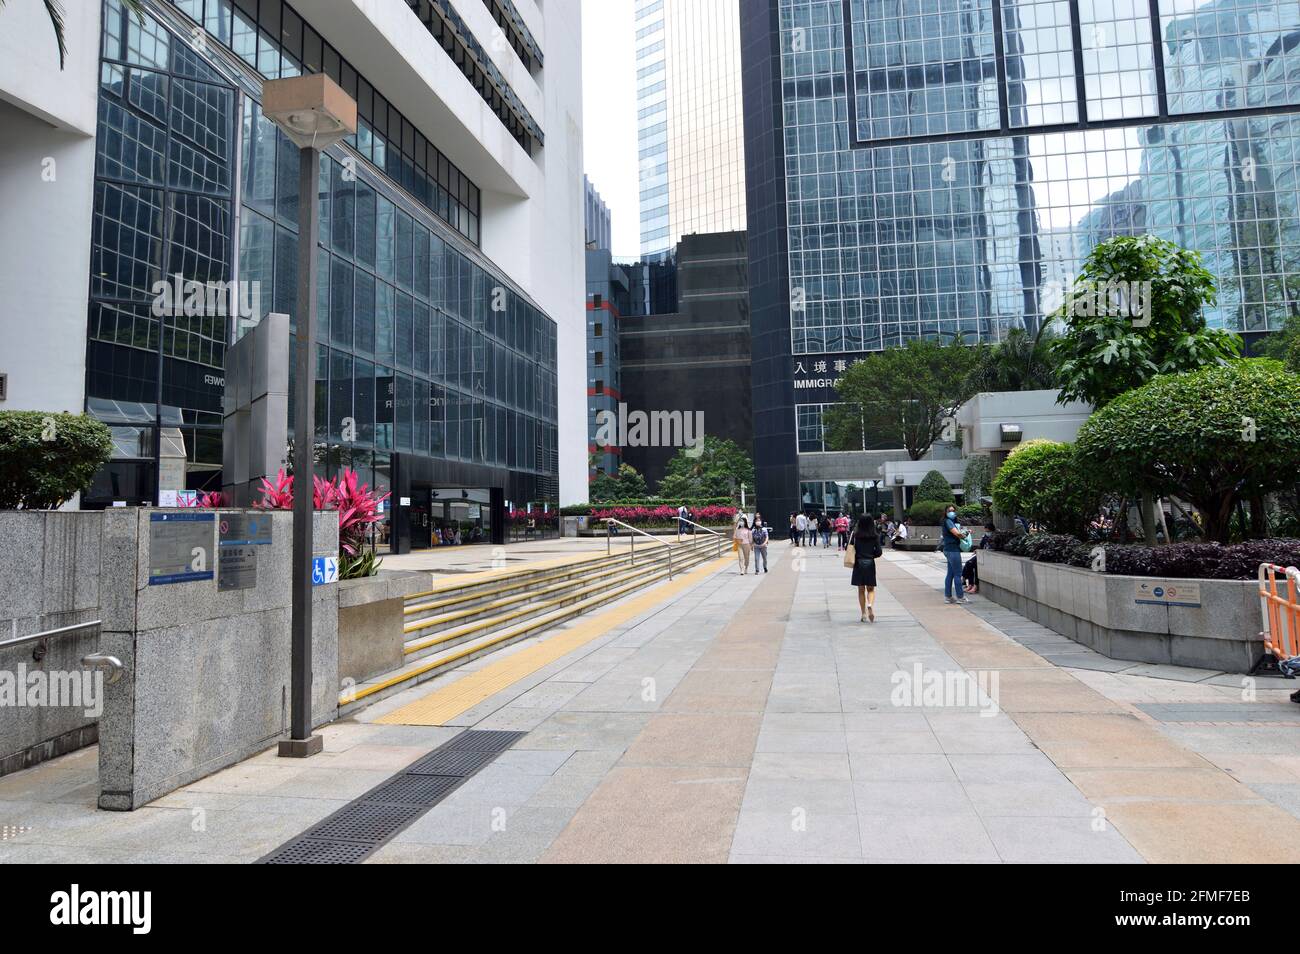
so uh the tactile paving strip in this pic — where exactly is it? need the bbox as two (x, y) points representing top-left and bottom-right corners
(257, 730), (525, 864)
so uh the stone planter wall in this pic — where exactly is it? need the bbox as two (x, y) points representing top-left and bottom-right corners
(97, 508), (339, 810)
(980, 550), (1262, 672)
(338, 570), (431, 686)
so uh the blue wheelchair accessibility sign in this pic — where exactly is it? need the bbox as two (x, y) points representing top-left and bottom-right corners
(312, 556), (339, 586)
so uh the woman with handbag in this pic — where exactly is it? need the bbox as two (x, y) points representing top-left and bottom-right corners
(734, 517), (753, 574)
(845, 514), (883, 623)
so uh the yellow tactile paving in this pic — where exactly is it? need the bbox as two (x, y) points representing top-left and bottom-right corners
(374, 555), (733, 726)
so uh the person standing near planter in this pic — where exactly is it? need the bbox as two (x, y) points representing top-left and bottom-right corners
(734, 517), (753, 574)
(942, 505), (969, 604)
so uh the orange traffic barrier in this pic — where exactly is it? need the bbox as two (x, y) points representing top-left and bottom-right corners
(1258, 563), (1300, 666)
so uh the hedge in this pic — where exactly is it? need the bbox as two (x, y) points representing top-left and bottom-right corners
(914, 470), (955, 504)
(561, 498), (732, 517)
(0, 411), (112, 510)
(989, 531), (1300, 581)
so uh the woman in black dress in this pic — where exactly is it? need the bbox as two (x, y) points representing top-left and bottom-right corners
(850, 515), (883, 623)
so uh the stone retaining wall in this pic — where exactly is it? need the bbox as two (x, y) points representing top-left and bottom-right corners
(980, 550), (1262, 672)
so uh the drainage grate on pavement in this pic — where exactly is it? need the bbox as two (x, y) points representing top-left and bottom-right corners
(257, 729), (526, 864)
(262, 838), (375, 865)
(407, 748), (501, 776)
(366, 773), (465, 806)
(442, 729), (529, 754)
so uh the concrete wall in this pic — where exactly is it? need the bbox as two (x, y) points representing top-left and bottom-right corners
(981, 550), (1261, 672)
(337, 571), (430, 686)
(0, 512), (103, 776)
(0, 0), (99, 418)
(97, 509), (340, 810)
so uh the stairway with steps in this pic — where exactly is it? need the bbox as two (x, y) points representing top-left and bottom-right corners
(339, 533), (728, 713)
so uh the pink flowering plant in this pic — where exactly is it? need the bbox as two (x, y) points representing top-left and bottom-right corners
(255, 468), (390, 578)
(591, 505), (736, 528)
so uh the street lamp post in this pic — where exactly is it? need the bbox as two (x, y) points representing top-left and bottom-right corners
(262, 74), (356, 758)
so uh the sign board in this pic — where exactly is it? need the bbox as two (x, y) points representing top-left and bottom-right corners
(219, 513), (273, 547)
(312, 556), (339, 586)
(217, 513), (274, 592)
(148, 512), (215, 585)
(1135, 580), (1202, 608)
(400, 496), (411, 507)
(159, 490), (198, 508)
(218, 546), (258, 592)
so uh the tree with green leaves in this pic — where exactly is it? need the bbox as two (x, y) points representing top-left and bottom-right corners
(824, 336), (983, 460)
(589, 463), (647, 503)
(1051, 235), (1240, 407)
(966, 325), (1060, 394)
(0, 412), (112, 509)
(963, 455), (992, 502)
(658, 437), (755, 501)
(1074, 359), (1300, 544)
(1051, 235), (1241, 541)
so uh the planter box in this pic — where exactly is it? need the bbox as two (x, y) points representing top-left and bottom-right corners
(338, 570), (431, 684)
(980, 550), (1262, 672)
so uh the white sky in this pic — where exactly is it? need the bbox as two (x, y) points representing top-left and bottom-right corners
(580, 0), (641, 257)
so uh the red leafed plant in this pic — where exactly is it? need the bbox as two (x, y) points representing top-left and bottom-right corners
(183, 490), (227, 508)
(255, 468), (390, 576)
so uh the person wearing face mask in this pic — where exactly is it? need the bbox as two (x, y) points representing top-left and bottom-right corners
(941, 505), (970, 604)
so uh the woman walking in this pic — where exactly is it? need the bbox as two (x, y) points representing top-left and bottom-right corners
(848, 514), (883, 623)
(734, 517), (753, 574)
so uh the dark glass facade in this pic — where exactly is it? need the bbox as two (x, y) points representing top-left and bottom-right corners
(742, 0), (1300, 527)
(86, 0), (559, 545)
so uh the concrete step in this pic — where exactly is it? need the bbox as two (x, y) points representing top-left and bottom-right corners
(339, 540), (727, 715)
(401, 544), (721, 664)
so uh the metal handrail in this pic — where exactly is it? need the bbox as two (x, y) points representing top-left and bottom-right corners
(605, 518), (676, 579)
(0, 620), (101, 653)
(0, 620), (124, 683)
(676, 516), (725, 559)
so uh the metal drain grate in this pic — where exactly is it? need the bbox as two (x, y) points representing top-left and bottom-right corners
(257, 729), (526, 863)
(366, 773), (464, 806)
(406, 747), (500, 776)
(262, 838), (375, 865)
(443, 729), (528, 754)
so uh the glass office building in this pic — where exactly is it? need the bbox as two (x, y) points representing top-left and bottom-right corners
(742, 0), (1300, 523)
(636, 0), (748, 255)
(86, 0), (559, 547)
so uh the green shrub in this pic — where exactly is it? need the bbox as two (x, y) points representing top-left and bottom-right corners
(914, 470), (955, 504)
(962, 456), (991, 501)
(561, 497), (731, 517)
(0, 412), (112, 510)
(991, 440), (1100, 536)
(1075, 359), (1300, 543)
(957, 503), (985, 524)
(907, 500), (950, 525)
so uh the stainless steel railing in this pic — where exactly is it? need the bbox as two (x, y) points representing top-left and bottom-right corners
(604, 518), (677, 579)
(675, 516), (725, 560)
(0, 620), (123, 684)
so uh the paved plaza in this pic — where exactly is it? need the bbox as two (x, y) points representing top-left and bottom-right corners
(3, 543), (1299, 864)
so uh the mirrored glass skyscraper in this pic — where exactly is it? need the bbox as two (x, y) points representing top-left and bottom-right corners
(636, 0), (747, 255)
(742, 0), (1300, 524)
